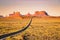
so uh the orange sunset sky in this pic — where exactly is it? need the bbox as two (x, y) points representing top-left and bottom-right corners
(0, 0), (60, 16)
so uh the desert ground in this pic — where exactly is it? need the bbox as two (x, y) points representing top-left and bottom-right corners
(0, 17), (60, 40)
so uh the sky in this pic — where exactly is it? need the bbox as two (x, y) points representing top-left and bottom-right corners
(0, 0), (60, 16)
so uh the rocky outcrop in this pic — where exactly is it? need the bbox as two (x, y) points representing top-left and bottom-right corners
(33, 11), (48, 17)
(9, 12), (22, 19)
(0, 15), (3, 18)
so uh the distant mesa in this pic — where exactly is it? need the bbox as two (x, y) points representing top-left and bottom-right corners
(9, 12), (22, 19)
(7, 11), (49, 18)
(9, 11), (49, 17)
(33, 11), (48, 17)
(1, 11), (60, 19)
(0, 15), (3, 18)
(23, 11), (49, 18)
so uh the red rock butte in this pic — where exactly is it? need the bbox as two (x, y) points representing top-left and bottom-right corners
(33, 11), (48, 17)
(2, 11), (60, 19)
(9, 12), (22, 19)
(6, 11), (49, 18)
(0, 15), (3, 18)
